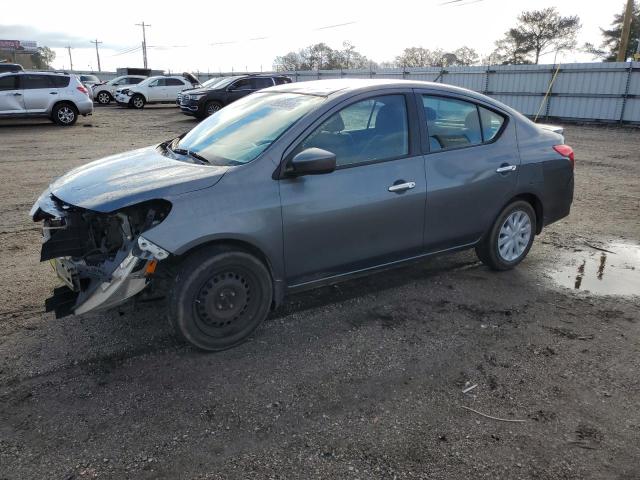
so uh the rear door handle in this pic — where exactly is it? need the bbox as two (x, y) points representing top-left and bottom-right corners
(388, 181), (416, 193)
(13, 92), (22, 96)
(49, 92), (58, 95)
(496, 165), (517, 173)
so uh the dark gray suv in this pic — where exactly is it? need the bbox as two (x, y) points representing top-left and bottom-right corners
(31, 79), (574, 351)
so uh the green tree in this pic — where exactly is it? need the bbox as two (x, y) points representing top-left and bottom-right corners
(31, 46), (56, 69)
(584, 1), (640, 61)
(492, 30), (534, 64)
(494, 8), (581, 64)
(273, 42), (371, 71)
(394, 46), (479, 68)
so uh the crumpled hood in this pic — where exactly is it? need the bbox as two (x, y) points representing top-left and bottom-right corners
(47, 145), (228, 212)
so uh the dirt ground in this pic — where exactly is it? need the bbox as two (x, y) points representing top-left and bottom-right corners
(0, 106), (639, 480)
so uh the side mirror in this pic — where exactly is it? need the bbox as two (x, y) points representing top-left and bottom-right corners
(289, 148), (336, 176)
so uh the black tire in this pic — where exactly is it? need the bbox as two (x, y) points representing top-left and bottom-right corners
(130, 94), (145, 109)
(204, 100), (222, 117)
(51, 102), (78, 126)
(96, 91), (111, 105)
(168, 247), (273, 351)
(475, 200), (536, 271)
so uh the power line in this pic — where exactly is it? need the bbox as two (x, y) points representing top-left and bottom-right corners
(90, 39), (102, 71)
(135, 21), (151, 68)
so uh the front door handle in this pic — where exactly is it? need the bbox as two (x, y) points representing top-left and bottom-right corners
(496, 165), (517, 173)
(13, 92), (22, 96)
(49, 92), (58, 95)
(388, 181), (416, 193)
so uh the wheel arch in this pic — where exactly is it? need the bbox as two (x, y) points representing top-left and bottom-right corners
(505, 192), (544, 234)
(174, 238), (283, 308)
(131, 92), (146, 102)
(50, 100), (78, 114)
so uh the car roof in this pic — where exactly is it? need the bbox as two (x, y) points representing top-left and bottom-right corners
(266, 78), (486, 98)
(0, 70), (69, 77)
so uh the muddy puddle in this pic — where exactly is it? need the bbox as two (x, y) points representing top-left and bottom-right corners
(549, 242), (640, 296)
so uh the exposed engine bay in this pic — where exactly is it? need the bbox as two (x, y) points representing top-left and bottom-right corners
(30, 193), (171, 317)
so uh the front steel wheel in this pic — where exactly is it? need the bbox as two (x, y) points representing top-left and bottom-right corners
(169, 248), (273, 351)
(475, 200), (536, 270)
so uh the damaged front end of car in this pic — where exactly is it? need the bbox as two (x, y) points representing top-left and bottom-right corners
(30, 193), (172, 318)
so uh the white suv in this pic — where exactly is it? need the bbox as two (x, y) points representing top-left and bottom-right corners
(92, 75), (147, 105)
(115, 75), (199, 109)
(0, 71), (93, 125)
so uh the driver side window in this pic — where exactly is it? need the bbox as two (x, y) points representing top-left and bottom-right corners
(297, 94), (408, 167)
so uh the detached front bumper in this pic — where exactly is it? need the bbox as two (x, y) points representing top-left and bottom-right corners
(31, 192), (171, 318)
(46, 250), (152, 317)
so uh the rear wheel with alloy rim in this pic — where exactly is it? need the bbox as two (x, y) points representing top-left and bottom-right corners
(51, 103), (78, 126)
(475, 200), (536, 270)
(169, 248), (273, 351)
(96, 91), (111, 104)
(131, 94), (145, 109)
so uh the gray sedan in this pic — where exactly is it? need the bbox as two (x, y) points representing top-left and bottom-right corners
(30, 79), (574, 351)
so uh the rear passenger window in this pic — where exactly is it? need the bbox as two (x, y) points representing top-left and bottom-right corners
(50, 76), (70, 88)
(129, 77), (143, 84)
(478, 106), (505, 142)
(274, 77), (291, 85)
(423, 95), (482, 151)
(298, 94), (408, 167)
(166, 78), (185, 86)
(21, 75), (53, 89)
(0, 75), (17, 91)
(250, 78), (273, 89)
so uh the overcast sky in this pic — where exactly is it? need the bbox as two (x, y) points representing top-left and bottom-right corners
(0, 0), (626, 72)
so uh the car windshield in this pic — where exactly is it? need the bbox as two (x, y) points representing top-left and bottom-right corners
(202, 77), (225, 88)
(176, 92), (324, 166)
(208, 76), (243, 90)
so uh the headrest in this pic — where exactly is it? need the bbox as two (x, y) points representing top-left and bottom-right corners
(424, 106), (437, 121)
(321, 113), (345, 133)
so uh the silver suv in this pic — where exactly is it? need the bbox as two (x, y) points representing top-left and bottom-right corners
(0, 71), (93, 125)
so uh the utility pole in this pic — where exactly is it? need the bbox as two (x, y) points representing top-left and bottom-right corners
(90, 39), (102, 71)
(617, 0), (634, 61)
(66, 46), (73, 71)
(135, 21), (151, 68)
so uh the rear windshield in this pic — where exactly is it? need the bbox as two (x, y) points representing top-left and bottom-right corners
(0, 64), (22, 73)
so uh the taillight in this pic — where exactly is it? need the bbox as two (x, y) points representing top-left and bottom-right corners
(553, 144), (575, 168)
(77, 85), (89, 95)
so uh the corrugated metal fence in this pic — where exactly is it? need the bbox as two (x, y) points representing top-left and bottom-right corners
(72, 62), (640, 123)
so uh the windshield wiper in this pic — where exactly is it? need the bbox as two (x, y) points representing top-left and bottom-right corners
(170, 146), (211, 165)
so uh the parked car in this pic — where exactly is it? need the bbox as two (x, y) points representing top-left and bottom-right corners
(176, 76), (224, 106)
(0, 63), (23, 73)
(0, 71), (93, 125)
(31, 79), (574, 350)
(92, 75), (147, 105)
(179, 74), (291, 118)
(78, 74), (101, 88)
(115, 73), (199, 109)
